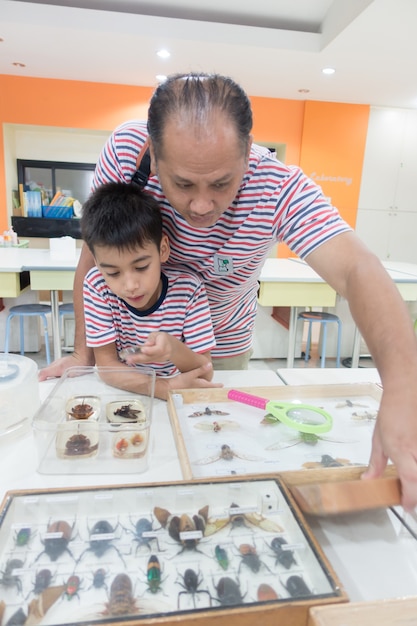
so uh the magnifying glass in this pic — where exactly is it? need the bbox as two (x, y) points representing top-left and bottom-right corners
(227, 389), (332, 434)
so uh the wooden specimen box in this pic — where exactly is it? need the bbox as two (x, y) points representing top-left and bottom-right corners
(166, 383), (383, 481)
(0, 476), (347, 626)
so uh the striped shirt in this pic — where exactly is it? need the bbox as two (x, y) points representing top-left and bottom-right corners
(93, 120), (352, 358)
(83, 267), (216, 377)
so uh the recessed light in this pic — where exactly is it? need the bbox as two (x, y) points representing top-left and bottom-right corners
(156, 75), (167, 83)
(322, 67), (335, 75)
(298, 88), (310, 93)
(157, 49), (170, 59)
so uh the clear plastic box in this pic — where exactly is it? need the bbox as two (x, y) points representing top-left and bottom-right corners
(32, 366), (155, 475)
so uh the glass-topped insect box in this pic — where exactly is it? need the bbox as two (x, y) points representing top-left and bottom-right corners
(0, 476), (347, 626)
(166, 383), (383, 480)
(32, 366), (155, 474)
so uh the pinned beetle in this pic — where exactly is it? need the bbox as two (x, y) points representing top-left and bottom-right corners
(34, 520), (76, 563)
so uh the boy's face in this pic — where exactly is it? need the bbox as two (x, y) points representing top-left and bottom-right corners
(93, 236), (169, 311)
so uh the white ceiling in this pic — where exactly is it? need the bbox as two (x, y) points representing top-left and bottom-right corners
(1, 0), (417, 109)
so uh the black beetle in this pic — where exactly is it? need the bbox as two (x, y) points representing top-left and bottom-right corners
(124, 517), (161, 554)
(283, 574), (312, 598)
(212, 576), (246, 606)
(0, 558), (24, 594)
(4, 607), (27, 626)
(77, 519), (125, 565)
(267, 536), (297, 569)
(26, 568), (53, 599)
(88, 567), (108, 592)
(177, 568), (211, 609)
(237, 543), (271, 574)
(34, 520), (76, 563)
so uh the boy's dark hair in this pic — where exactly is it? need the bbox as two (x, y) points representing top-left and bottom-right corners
(81, 182), (163, 254)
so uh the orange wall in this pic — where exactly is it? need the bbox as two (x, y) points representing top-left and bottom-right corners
(300, 101), (370, 226)
(0, 75), (369, 244)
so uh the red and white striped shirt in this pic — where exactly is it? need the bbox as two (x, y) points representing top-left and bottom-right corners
(93, 120), (351, 358)
(84, 267), (215, 377)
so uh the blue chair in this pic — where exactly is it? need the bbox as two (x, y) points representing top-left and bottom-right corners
(58, 302), (74, 332)
(4, 304), (52, 364)
(297, 310), (342, 368)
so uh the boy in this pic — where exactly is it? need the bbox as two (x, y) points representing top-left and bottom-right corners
(81, 182), (218, 400)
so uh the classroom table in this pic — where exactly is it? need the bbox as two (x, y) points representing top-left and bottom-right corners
(259, 258), (417, 368)
(350, 261), (417, 366)
(0, 247), (79, 360)
(258, 259), (337, 367)
(1, 366), (416, 606)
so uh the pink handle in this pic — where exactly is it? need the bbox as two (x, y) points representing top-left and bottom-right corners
(227, 389), (268, 410)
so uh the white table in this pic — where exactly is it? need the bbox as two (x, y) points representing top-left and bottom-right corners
(0, 247), (80, 360)
(350, 261), (417, 366)
(259, 258), (417, 369)
(258, 259), (337, 367)
(277, 367), (381, 386)
(1, 367), (416, 605)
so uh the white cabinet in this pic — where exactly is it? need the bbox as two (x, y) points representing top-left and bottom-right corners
(356, 107), (417, 262)
(355, 208), (417, 262)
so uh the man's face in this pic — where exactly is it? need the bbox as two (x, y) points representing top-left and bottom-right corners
(151, 113), (251, 228)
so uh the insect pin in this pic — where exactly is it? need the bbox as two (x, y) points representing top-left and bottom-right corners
(177, 568), (211, 609)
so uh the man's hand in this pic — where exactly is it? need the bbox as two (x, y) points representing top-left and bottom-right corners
(154, 362), (223, 400)
(38, 352), (94, 381)
(362, 389), (417, 511)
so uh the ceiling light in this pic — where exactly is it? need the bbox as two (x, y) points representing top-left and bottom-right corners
(157, 49), (170, 59)
(156, 75), (167, 83)
(322, 67), (335, 75)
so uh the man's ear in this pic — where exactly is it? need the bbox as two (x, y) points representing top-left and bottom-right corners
(148, 139), (157, 176)
(160, 234), (170, 262)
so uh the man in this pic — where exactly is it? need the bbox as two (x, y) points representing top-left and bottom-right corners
(40, 73), (417, 509)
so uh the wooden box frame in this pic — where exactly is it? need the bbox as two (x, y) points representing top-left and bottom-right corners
(166, 383), (383, 482)
(0, 476), (347, 626)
